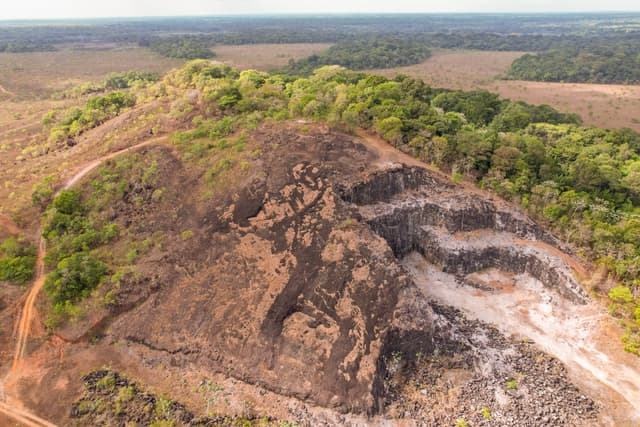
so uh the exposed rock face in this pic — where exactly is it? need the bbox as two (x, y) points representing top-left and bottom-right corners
(418, 228), (587, 303)
(108, 128), (434, 414)
(96, 125), (590, 418)
(346, 166), (588, 303)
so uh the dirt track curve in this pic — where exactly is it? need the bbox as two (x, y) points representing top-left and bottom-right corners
(1, 136), (167, 426)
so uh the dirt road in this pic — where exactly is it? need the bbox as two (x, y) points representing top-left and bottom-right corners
(11, 237), (45, 371)
(1, 136), (167, 426)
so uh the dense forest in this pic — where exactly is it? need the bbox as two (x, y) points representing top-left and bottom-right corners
(1, 14), (639, 51)
(144, 36), (215, 60)
(506, 38), (640, 84)
(286, 37), (432, 73)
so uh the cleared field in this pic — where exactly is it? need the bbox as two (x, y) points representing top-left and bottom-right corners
(369, 49), (640, 132)
(491, 80), (640, 132)
(213, 43), (333, 71)
(0, 47), (181, 99)
(368, 49), (526, 90)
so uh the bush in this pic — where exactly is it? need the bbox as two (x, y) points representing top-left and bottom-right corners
(0, 237), (37, 284)
(31, 175), (55, 208)
(609, 285), (634, 304)
(48, 91), (136, 144)
(53, 190), (84, 215)
(482, 407), (492, 420)
(44, 252), (107, 305)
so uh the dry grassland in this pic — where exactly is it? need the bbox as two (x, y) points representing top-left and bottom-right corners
(0, 47), (181, 99)
(212, 43), (333, 71)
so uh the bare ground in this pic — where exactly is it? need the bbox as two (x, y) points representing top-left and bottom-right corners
(212, 43), (333, 71)
(367, 49), (526, 90)
(491, 80), (640, 131)
(0, 47), (181, 99)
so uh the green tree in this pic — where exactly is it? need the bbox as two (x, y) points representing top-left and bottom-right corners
(0, 237), (37, 284)
(375, 116), (403, 145)
(44, 252), (107, 305)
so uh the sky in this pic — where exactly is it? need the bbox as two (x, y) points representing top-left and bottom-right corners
(1, 0), (639, 20)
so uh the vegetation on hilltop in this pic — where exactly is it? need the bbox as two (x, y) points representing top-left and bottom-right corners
(39, 148), (174, 326)
(42, 189), (115, 324)
(45, 91), (136, 146)
(72, 369), (288, 426)
(52, 71), (161, 99)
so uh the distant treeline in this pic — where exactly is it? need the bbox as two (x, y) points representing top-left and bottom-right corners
(284, 32), (640, 74)
(1, 14), (640, 51)
(506, 38), (640, 84)
(3, 14), (638, 46)
(3, 15), (640, 83)
(0, 41), (55, 53)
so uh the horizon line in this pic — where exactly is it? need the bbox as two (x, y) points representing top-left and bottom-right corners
(2, 10), (640, 23)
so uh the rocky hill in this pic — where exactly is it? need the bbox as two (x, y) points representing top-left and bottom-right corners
(1, 61), (639, 426)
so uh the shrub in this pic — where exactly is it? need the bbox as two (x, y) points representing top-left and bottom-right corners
(44, 252), (107, 305)
(96, 374), (117, 392)
(506, 379), (518, 390)
(609, 285), (634, 304)
(0, 237), (37, 284)
(31, 175), (56, 208)
(482, 407), (492, 420)
(126, 249), (138, 264)
(53, 190), (84, 215)
(623, 331), (640, 355)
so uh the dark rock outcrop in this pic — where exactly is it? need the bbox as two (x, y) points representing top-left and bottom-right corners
(346, 165), (588, 304)
(107, 128), (437, 414)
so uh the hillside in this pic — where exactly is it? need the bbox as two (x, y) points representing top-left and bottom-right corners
(0, 60), (639, 426)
